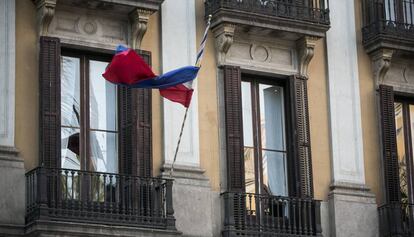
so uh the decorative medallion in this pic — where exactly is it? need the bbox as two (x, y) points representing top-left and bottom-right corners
(250, 44), (270, 62)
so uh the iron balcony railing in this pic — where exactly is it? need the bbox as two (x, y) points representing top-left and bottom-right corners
(222, 192), (322, 236)
(26, 167), (175, 229)
(205, 0), (330, 25)
(362, 0), (414, 45)
(379, 202), (414, 237)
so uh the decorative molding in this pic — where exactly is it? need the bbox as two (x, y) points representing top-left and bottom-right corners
(48, 9), (128, 50)
(370, 48), (394, 86)
(129, 8), (154, 49)
(212, 23), (235, 65)
(297, 36), (318, 77)
(34, 0), (57, 36)
(225, 36), (297, 75)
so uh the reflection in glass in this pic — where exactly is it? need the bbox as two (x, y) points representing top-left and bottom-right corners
(395, 102), (408, 204)
(403, 0), (414, 24)
(259, 84), (286, 151)
(385, 0), (396, 22)
(61, 128), (81, 170)
(90, 131), (118, 173)
(242, 81), (254, 147)
(244, 147), (255, 193)
(61, 56), (81, 127)
(89, 60), (117, 131)
(262, 150), (288, 196)
(259, 84), (287, 196)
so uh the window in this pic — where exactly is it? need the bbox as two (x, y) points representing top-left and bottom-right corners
(394, 99), (414, 204)
(241, 77), (290, 197)
(60, 52), (118, 174)
(384, 0), (414, 24)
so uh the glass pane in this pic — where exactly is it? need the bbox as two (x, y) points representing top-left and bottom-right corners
(403, 0), (414, 24)
(395, 102), (408, 203)
(61, 56), (81, 127)
(262, 150), (288, 196)
(61, 127), (81, 170)
(259, 84), (286, 152)
(90, 131), (118, 173)
(244, 147), (256, 193)
(89, 60), (117, 131)
(385, 0), (396, 21)
(242, 81), (254, 147)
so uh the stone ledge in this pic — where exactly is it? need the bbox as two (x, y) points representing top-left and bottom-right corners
(25, 220), (182, 237)
(0, 223), (24, 236)
(161, 164), (210, 187)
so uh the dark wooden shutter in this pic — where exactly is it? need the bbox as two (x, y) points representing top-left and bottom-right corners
(118, 50), (152, 177)
(290, 75), (313, 198)
(223, 65), (245, 192)
(379, 85), (401, 203)
(39, 36), (61, 168)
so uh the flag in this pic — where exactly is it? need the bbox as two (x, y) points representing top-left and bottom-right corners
(102, 16), (211, 108)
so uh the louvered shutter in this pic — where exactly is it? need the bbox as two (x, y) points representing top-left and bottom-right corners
(290, 75), (313, 198)
(118, 50), (152, 177)
(39, 36), (61, 168)
(223, 65), (245, 192)
(136, 50), (153, 178)
(379, 85), (401, 203)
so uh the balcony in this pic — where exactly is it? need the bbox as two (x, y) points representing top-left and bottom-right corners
(222, 192), (322, 236)
(362, 0), (414, 53)
(205, 0), (330, 38)
(379, 203), (414, 237)
(25, 167), (175, 230)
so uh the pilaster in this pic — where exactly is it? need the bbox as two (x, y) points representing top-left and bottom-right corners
(0, 0), (16, 147)
(326, 0), (378, 236)
(161, 0), (200, 167)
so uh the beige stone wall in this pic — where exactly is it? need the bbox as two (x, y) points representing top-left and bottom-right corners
(140, 12), (163, 177)
(195, 0), (221, 191)
(308, 39), (332, 201)
(355, 0), (382, 204)
(15, 0), (38, 171)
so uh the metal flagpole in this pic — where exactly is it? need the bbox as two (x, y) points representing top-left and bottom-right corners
(169, 15), (212, 178)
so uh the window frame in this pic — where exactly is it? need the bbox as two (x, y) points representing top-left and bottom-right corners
(241, 74), (296, 197)
(60, 49), (118, 172)
(394, 95), (414, 204)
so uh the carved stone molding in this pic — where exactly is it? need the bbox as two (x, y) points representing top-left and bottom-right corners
(212, 23), (236, 65)
(370, 48), (394, 86)
(34, 0), (57, 36)
(297, 36), (319, 77)
(129, 8), (154, 49)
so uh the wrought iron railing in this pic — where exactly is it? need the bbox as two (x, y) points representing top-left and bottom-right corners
(222, 192), (322, 236)
(205, 0), (330, 25)
(26, 167), (175, 229)
(362, 0), (414, 44)
(379, 202), (414, 237)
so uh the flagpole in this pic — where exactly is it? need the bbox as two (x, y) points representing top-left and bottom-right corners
(169, 15), (212, 178)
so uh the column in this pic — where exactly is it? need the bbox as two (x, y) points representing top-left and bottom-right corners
(161, 0), (199, 167)
(0, 0), (25, 233)
(326, 0), (378, 236)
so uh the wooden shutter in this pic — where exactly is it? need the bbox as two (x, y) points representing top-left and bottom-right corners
(118, 50), (152, 177)
(379, 85), (401, 203)
(223, 65), (245, 192)
(136, 50), (152, 177)
(290, 75), (313, 198)
(39, 36), (61, 168)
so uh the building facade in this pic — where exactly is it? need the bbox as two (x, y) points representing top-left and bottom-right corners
(0, 0), (414, 236)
